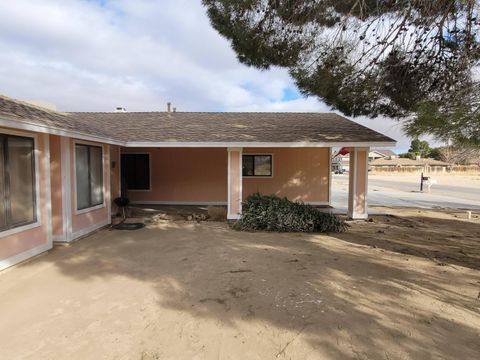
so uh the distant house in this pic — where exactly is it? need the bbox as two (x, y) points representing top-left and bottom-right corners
(332, 148), (397, 172)
(369, 157), (451, 172)
(369, 149), (398, 160)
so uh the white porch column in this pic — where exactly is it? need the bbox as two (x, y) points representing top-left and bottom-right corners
(348, 147), (369, 219)
(60, 136), (73, 241)
(227, 148), (242, 220)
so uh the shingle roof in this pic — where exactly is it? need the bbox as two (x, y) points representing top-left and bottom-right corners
(0, 95), (395, 145)
(0, 95), (118, 140)
(371, 149), (397, 157)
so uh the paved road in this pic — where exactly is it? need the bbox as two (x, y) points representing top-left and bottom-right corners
(367, 176), (480, 201)
(331, 174), (480, 211)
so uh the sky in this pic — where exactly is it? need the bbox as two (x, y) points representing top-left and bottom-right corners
(0, 0), (430, 152)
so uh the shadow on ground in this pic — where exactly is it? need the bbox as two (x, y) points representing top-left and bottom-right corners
(14, 210), (478, 359)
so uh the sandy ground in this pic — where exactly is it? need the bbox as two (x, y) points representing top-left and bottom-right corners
(1, 209), (479, 360)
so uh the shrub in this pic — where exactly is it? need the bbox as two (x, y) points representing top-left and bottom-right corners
(234, 193), (346, 233)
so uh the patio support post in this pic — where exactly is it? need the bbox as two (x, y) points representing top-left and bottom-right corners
(60, 136), (73, 241)
(348, 147), (369, 219)
(227, 147), (242, 220)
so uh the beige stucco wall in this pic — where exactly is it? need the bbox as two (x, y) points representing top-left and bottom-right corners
(122, 148), (228, 203)
(122, 147), (330, 204)
(0, 128), (50, 262)
(243, 148), (330, 203)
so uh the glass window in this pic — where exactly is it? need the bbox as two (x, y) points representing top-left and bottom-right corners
(0, 134), (36, 231)
(121, 153), (150, 190)
(75, 145), (90, 210)
(75, 144), (104, 210)
(242, 155), (254, 177)
(89, 146), (103, 205)
(242, 155), (272, 177)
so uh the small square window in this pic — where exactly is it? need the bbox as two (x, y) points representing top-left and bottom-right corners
(242, 155), (272, 177)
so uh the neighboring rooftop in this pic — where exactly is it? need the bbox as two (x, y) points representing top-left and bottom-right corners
(371, 149), (397, 157)
(370, 158), (450, 167)
(0, 95), (396, 145)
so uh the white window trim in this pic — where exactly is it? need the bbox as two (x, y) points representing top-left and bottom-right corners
(0, 129), (41, 238)
(119, 151), (152, 192)
(242, 153), (274, 178)
(73, 139), (106, 215)
(60, 137), (72, 241)
(0, 221), (42, 239)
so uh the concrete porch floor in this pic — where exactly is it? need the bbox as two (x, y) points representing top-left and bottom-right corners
(125, 204), (211, 222)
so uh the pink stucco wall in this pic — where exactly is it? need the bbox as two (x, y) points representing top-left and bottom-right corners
(122, 147), (330, 204)
(0, 129), (50, 261)
(110, 145), (121, 200)
(50, 135), (63, 237)
(69, 140), (110, 234)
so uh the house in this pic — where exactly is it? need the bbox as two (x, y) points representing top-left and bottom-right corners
(0, 95), (395, 270)
(369, 157), (451, 172)
(369, 149), (397, 160)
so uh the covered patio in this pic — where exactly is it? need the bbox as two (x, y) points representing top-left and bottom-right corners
(119, 146), (374, 220)
(67, 110), (395, 221)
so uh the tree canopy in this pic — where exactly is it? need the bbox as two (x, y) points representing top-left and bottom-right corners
(203, 0), (480, 145)
(409, 138), (431, 157)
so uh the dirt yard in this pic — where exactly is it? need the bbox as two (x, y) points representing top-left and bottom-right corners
(0, 208), (479, 360)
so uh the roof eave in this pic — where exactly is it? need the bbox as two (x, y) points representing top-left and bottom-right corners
(124, 141), (397, 148)
(0, 115), (126, 146)
(0, 115), (396, 148)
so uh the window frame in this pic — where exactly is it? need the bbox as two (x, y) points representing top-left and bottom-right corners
(0, 130), (40, 237)
(120, 152), (152, 192)
(74, 141), (105, 214)
(242, 154), (274, 178)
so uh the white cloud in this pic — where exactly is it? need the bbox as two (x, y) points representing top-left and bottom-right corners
(0, 0), (430, 150)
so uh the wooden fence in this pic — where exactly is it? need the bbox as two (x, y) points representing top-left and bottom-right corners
(370, 165), (480, 174)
